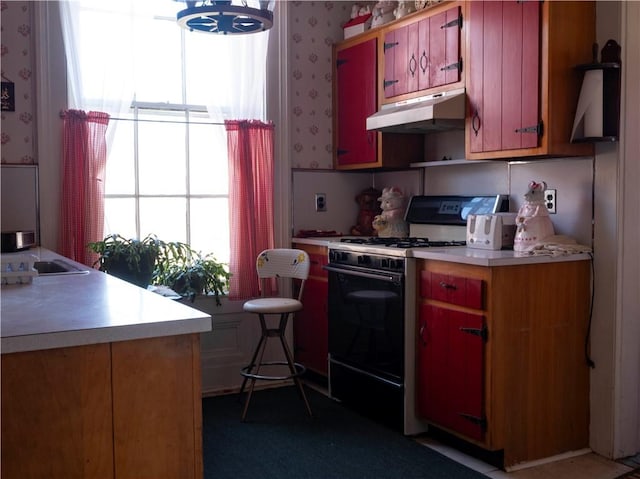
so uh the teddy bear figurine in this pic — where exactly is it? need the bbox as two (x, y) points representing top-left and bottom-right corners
(350, 187), (382, 236)
(513, 180), (555, 251)
(372, 186), (409, 238)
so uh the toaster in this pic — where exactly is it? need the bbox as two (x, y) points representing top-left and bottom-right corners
(466, 214), (517, 250)
(1, 231), (36, 253)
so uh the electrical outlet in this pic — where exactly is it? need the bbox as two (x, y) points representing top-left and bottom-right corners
(315, 193), (327, 212)
(544, 189), (557, 214)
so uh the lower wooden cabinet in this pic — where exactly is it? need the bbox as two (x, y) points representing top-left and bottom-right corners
(416, 259), (591, 468)
(293, 243), (329, 376)
(417, 305), (485, 442)
(1, 334), (203, 479)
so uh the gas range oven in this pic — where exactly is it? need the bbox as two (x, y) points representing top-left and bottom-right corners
(325, 195), (508, 435)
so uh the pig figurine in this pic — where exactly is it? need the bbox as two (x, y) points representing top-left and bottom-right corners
(513, 180), (555, 251)
(372, 186), (409, 238)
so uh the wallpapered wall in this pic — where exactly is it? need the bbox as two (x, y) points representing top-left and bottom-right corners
(1, 1), (36, 165)
(288, 1), (360, 170)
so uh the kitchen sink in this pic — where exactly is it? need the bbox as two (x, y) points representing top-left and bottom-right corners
(34, 259), (90, 275)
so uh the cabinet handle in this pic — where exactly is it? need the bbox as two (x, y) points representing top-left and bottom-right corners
(472, 110), (481, 137)
(419, 322), (427, 346)
(420, 51), (428, 74)
(439, 281), (457, 290)
(367, 131), (374, 145)
(409, 54), (417, 77)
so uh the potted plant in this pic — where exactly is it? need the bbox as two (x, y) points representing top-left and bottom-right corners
(88, 234), (230, 304)
(153, 247), (230, 305)
(88, 234), (164, 288)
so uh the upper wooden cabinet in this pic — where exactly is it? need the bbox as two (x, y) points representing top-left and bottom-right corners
(383, 5), (462, 99)
(333, 34), (424, 170)
(465, 1), (596, 160)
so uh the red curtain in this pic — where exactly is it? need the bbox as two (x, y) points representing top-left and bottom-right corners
(59, 110), (110, 266)
(225, 120), (275, 300)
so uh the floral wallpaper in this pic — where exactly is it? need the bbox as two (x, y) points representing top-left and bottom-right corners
(288, 1), (358, 170)
(0, 1), (36, 164)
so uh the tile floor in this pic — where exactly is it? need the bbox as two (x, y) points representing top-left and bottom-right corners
(417, 436), (635, 479)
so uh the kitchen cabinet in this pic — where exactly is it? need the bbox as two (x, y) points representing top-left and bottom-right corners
(416, 259), (591, 468)
(383, 5), (462, 99)
(465, 0), (595, 160)
(293, 243), (329, 376)
(1, 334), (203, 479)
(333, 33), (423, 170)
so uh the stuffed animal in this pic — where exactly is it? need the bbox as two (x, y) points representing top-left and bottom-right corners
(351, 187), (382, 236)
(514, 180), (555, 251)
(372, 186), (409, 238)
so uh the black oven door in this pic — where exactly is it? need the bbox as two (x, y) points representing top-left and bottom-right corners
(325, 263), (405, 385)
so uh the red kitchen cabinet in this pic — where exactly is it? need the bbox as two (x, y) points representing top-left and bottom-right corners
(383, 5), (461, 99)
(417, 259), (591, 468)
(417, 304), (485, 442)
(465, 0), (595, 160)
(335, 37), (378, 168)
(293, 244), (328, 376)
(333, 33), (424, 170)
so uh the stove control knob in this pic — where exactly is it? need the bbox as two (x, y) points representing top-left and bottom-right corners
(357, 255), (371, 265)
(381, 258), (389, 268)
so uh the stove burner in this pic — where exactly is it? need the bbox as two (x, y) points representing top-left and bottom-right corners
(340, 237), (466, 248)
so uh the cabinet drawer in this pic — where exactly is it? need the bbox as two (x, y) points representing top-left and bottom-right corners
(420, 271), (483, 309)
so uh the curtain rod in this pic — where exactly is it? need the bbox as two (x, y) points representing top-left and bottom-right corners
(59, 111), (225, 126)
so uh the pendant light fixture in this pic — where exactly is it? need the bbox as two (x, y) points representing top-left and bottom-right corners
(176, 0), (273, 35)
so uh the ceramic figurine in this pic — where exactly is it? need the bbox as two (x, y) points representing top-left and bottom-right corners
(351, 187), (382, 236)
(371, 1), (397, 28)
(514, 180), (555, 251)
(394, 1), (415, 19)
(372, 186), (409, 238)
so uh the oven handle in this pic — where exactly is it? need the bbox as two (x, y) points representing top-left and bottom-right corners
(323, 264), (401, 283)
(330, 358), (403, 389)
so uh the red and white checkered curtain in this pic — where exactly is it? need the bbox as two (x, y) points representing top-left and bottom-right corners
(59, 110), (110, 267)
(225, 120), (275, 300)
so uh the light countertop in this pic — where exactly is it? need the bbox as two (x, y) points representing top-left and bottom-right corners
(1, 248), (212, 354)
(292, 237), (592, 267)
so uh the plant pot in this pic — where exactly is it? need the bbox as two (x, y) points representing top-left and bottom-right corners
(106, 252), (157, 288)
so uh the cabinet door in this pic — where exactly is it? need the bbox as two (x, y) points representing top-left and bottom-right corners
(384, 6), (460, 98)
(468, 1), (540, 153)
(336, 38), (378, 166)
(417, 305), (485, 442)
(384, 27), (410, 98)
(112, 335), (202, 479)
(1, 345), (114, 479)
(295, 278), (329, 375)
(428, 6), (462, 88)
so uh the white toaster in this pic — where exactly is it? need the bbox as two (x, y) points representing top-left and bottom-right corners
(466, 213), (517, 250)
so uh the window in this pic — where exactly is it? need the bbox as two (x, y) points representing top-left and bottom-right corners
(104, 8), (230, 262)
(61, 0), (270, 265)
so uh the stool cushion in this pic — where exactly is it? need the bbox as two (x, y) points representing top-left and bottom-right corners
(243, 297), (303, 314)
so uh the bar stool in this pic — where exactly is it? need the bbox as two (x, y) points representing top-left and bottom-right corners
(239, 248), (313, 421)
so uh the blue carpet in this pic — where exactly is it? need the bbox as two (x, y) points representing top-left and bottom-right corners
(202, 386), (487, 479)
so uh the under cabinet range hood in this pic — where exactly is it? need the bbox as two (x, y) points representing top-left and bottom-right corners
(366, 88), (466, 134)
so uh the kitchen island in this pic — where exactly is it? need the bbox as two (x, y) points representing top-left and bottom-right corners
(1, 248), (211, 479)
